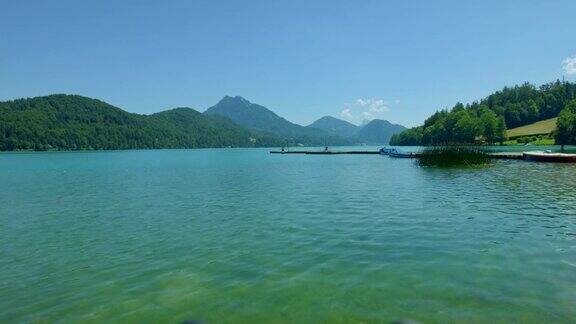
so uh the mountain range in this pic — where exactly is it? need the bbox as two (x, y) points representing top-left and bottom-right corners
(204, 96), (337, 143)
(0, 94), (406, 151)
(205, 96), (406, 145)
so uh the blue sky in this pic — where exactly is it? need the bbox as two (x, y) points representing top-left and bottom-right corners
(1, 0), (575, 127)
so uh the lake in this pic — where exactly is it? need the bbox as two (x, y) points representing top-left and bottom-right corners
(1, 148), (576, 323)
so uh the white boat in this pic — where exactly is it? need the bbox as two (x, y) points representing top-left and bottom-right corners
(380, 147), (417, 158)
(379, 147), (396, 155)
(389, 150), (417, 158)
(523, 151), (576, 163)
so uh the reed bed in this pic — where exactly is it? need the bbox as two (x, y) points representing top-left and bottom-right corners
(417, 146), (492, 167)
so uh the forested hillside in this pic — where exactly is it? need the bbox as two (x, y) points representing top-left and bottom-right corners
(0, 95), (281, 151)
(390, 81), (576, 145)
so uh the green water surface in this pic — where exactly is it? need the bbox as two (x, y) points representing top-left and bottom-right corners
(1, 148), (575, 323)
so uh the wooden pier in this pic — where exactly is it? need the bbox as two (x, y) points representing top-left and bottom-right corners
(270, 150), (380, 155)
(270, 150), (522, 158)
(270, 149), (576, 162)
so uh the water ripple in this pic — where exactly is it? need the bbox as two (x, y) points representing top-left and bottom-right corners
(1, 149), (576, 323)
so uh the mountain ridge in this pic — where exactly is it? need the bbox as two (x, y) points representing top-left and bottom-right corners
(205, 96), (406, 145)
(204, 96), (354, 145)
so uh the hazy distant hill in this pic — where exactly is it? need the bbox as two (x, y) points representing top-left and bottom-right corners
(354, 119), (407, 144)
(204, 96), (352, 145)
(308, 116), (406, 144)
(0, 94), (281, 151)
(308, 116), (359, 137)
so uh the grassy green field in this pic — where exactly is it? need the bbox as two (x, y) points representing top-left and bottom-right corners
(507, 117), (557, 138)
(503, 137), (555, 146)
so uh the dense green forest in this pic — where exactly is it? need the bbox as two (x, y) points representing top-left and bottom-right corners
(0, 94), (282, 151)
(390, 81), (576, 146)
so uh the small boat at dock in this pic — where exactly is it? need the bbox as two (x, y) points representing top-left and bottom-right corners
(388, 149), (417, 158)
(522, 151), (576, 163)
(379, 147), (396, 155)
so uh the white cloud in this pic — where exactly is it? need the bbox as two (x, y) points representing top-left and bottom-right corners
(340, 108), (353, 119)
(339, 98), (390, 124)
(356, 99), (368, 106)
(361, 111), (374, 119)
(563, 56), (576, 75)
(355, 99), (388, 112)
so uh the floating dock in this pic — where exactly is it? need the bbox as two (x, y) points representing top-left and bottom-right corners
(270, 150), (515, 158)
(270, 149), (576, 162)
(270, 150), (380, 155)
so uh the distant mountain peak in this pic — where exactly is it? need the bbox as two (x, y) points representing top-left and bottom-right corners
(218, 95), (250, 106)
(308, 116), (359, 137)
(365, 119), (393, 126)
(315, 115), (353, 124)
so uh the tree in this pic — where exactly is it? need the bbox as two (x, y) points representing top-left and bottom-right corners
(480, 109), (498, 144)
(454, 112), (482, 143)
(555, 99), (576, 151)
(495, 116), (507, 145)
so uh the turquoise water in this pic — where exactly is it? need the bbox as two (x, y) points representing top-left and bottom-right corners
(1, 148), (576, 323)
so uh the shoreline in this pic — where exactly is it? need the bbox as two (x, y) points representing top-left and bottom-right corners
(2, 144), (575, 154)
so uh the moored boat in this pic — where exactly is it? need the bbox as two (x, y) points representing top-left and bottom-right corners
(523, 151), (576, 163)
(388, 149), (417, 158)
(379, 147), (396, 155)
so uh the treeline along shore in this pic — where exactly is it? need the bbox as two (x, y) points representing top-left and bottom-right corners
(390, 80), (576, 147)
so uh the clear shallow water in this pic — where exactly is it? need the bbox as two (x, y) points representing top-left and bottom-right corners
(1, 148), (576, 323)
